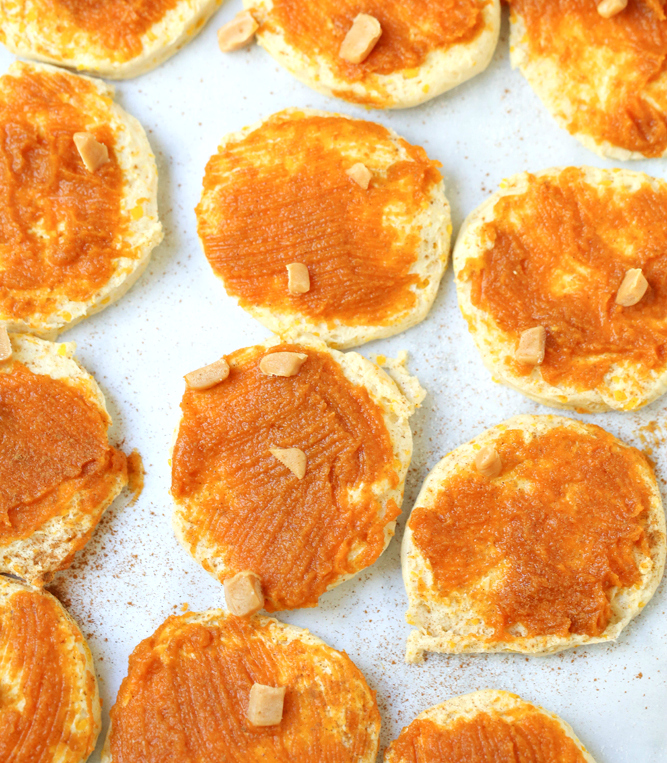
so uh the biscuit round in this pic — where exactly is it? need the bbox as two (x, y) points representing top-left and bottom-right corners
(384, 690), (596, 763)
(244, 0), (501, 109)
(454, 166), (667, 413)
(0, 333), (128, 585)
(0, 0), (223, 79)
(102, 610), (380, 763)
(171, 334), (424, 611)
(0, 575), (101, 763)
(508, 0), (667, 160)
(0, 61), (163, 338)
(196, 108), (450, 349)
(402, 414), (666, 661)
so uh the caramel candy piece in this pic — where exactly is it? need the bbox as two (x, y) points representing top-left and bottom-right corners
(287, 263), (310, 294)
(475, 445), (502, 479)
(339, 14), (382, 64)
(0, 327), (11, 363)
(259, 352), (308, 377)
(218, 11), (259, 52)
(247, 684), (286, 727)
(346, 163), (373, 190)
(597, 0), (628, 18)
(224, 571), (264, 617)
(616, 268), (648, 307)
(270, 447), (307, 479)
(185, 357), (230, 390)
(516, 326), (546, 366)
(73, 132), (109, 172)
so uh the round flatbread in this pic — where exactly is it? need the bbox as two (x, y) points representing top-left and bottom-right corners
(103, 610), (380, 763)
(196, 108), (450, 349)
(403, 414), (666, 661)
(508, 0), (667, 160)
(454, 166), (667, 413)
(0, 0), (223, 79)
(0, 61), (162, 338)
(385, 690), (597, 763)
(0, 575), (101, 763)
(244, 0), (500, 109)
(171, 334), (423, 611)
(0, 333), (128, 585)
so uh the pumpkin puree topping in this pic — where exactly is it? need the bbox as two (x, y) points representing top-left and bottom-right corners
(171, 344), (400, 611)
(0, 361), (127, 544)
(0, 589), (97, 763)
(387, 712), (587, 762)
(409, 425), (652, 640)
(197, 112), (442, 327)
(0, 68), (127, 323)
(509, 0), (667, 156)
(461, 169), (667, 389)
(110, 614), (380, 763)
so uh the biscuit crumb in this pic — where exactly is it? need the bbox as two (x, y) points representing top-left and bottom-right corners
(0, 327), (11, 363)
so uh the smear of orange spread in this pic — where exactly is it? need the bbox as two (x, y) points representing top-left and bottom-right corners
(0, 361), (127, 544)
(387, 712), (588, 762)
(197, 112), (442, 328)
(127, 449), (145, 506)
(0, 589), (98, 763)
(110, 614), (380, 763)
(460, 168), (667, 390)
(510, 0), (667, 156)
(171, 344), (400, 611)
(0, 68), (128, 322)
(409, 425), (652, 641)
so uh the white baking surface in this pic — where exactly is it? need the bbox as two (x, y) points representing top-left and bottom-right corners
(2, 4), (666, 761)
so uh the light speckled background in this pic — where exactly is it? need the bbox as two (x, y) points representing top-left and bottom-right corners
(2, 4), (665, 761)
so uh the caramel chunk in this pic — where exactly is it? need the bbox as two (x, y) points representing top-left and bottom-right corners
(597, 0), (628, 18)
(287, 263), (310, 294)
(339, 14), (382, 64)
(475, 445), (502, 479)
(247, 684), (286, 727)
(516, 326), (546, 366)
(218, 11), (259, 52)
(270, 447), (307, 479)
(259, 352), (308, 377)
(184, 357), (230, 390)
(224, 571), (264, 617)
(346, 163), (373, 190)
(73, 132), (109, 172)
(616, 268), (648, 307)
(0, 327), (11, 363)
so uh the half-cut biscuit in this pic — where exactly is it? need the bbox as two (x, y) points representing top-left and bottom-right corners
(0, 333), (128, 585)
(403, 415), (666, 661)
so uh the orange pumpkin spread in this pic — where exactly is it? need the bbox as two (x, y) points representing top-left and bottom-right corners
(0, 67), (128, 323)
(460, 168), (667, 391)
(409, 425), (652, 640)
(171, 343), (401, 611)
(0, 587), (98, 763)
(387, 712), (587, 762)
(109, 614), (380, 763)
(258, 0), (488, 105)
(509, 0), (667, 156)
(196, 112), (442, 328)
(0, 361), (127, 545)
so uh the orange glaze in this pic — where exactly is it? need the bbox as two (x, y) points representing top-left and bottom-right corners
(0, 589), (97, 763)
(409, 425), (652, 640)
(386, 713), (587, 762)
(510, 0), (667, 156)
(461, 168), (667, 390)
(0, 361), (127, 544)
(110, 614), (380, 763)
(171, 344), (401, 611)
(263, 0), (487, 104)
(0, 68), (127, 322)
(197, 112), (442, 328)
